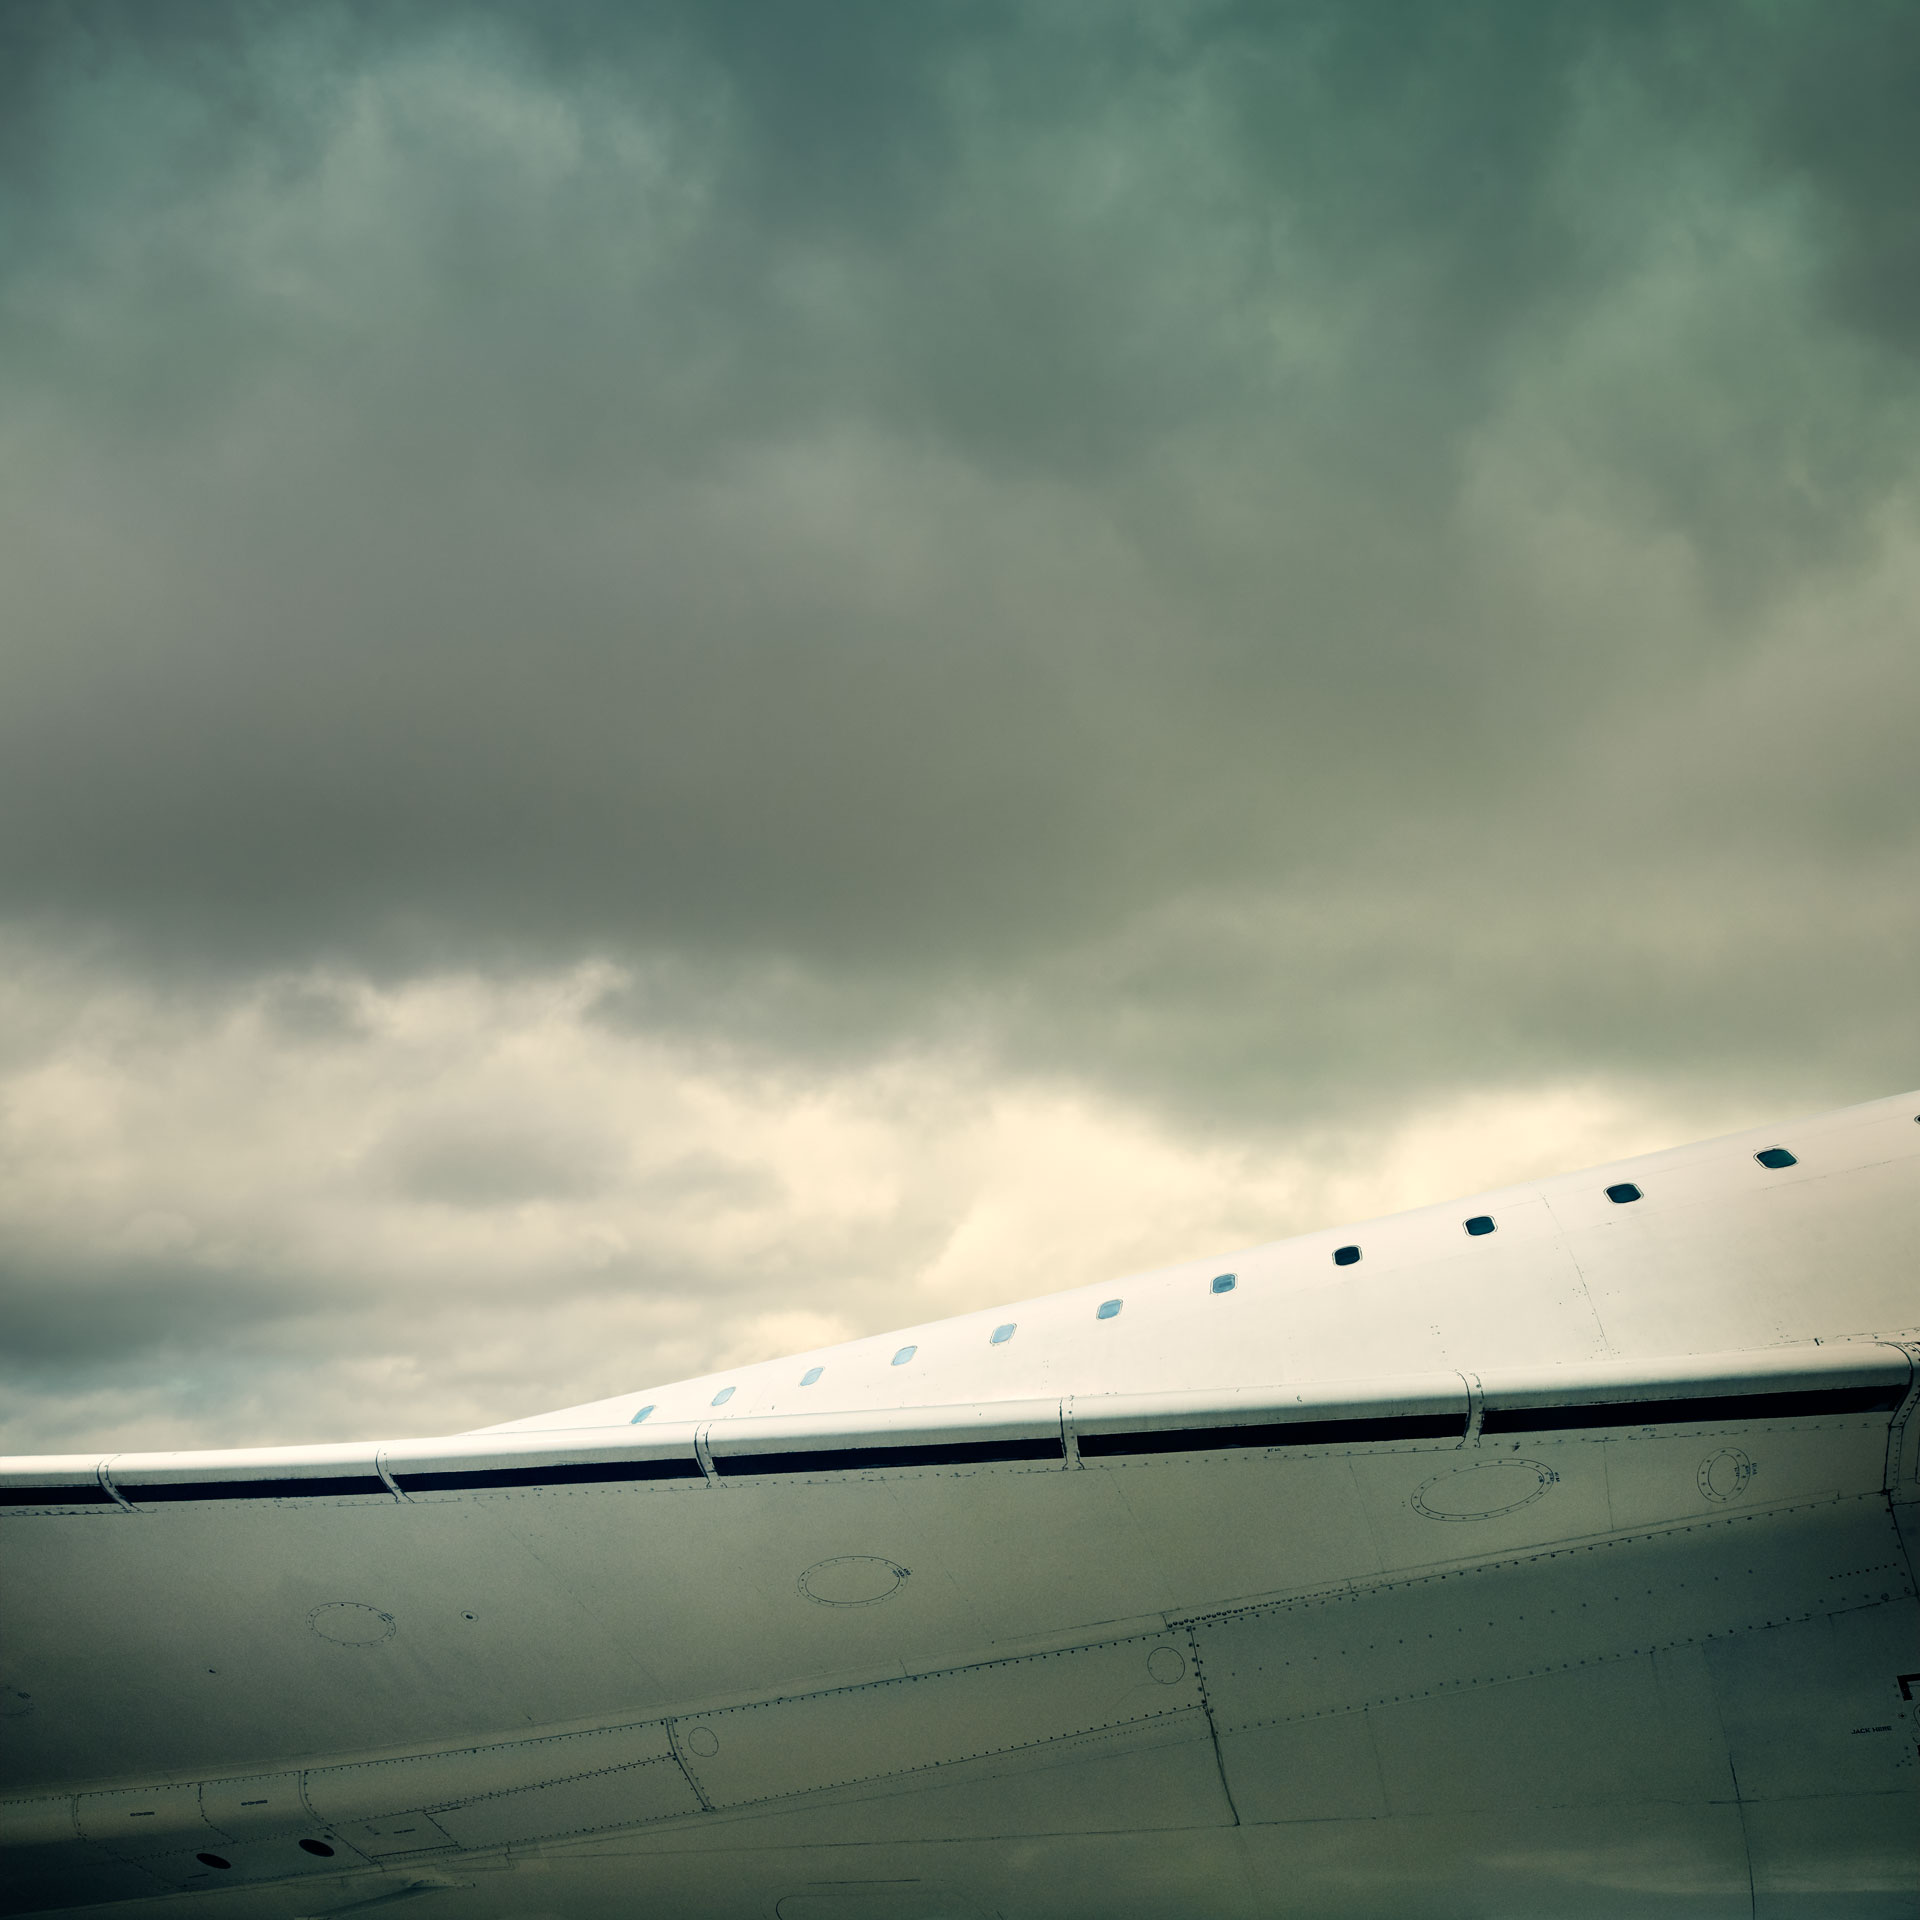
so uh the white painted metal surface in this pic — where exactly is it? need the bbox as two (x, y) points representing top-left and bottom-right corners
(2, 1090), (1917, 1917)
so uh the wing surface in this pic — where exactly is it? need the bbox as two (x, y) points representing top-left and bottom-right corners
(4, 1341), (1918, 1918)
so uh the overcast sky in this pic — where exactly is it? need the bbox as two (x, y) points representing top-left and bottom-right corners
(4, 0), (1917, 1454)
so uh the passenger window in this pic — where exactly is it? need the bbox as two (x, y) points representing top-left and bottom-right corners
(800, 1367), (823, 1386)
(1605, 1183), (1642, 1204)
(1754, 1147), (1796, 1169)
(891, 1345), (917, 1366)
(629, 1404), (655, 1425)
(1464, 1215), (1495, 1236)
(710, 1386), (735, 1406)
(1211, 1274), (1236, 1294)
(990, 1323), (1016, 1345)
(1332, 1245), (1361, 1266)
(1096, 1299), (1123, 1320)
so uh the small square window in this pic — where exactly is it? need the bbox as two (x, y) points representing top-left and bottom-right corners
(1332, 1245), (1361, 1266)
(800, 1366), (823, 1386)
(1211, 1273), (1236, 1294)
(1754, 1147), (1796, 1169)
(1605, 1183), (1642, 1204)
(990, 1323), (1016, 1345)
(1464, 1215), (1495, 1237)
(629, 1404), (654, 1425)
(1096, 1299), (1123, 1320)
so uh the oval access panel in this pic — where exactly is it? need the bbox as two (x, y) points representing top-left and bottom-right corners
(1697, 1446), (1755, 1502)
(1411, 1459), (1557, 1522)
(797, 1556), (909, 1607)
(308, 1602), (396, 1645)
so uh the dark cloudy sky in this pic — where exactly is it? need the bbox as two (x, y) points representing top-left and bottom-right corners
(4, 0), (1917, 1453)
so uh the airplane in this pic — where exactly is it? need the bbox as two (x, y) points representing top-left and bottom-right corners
(2, 1088), (1916, 1919)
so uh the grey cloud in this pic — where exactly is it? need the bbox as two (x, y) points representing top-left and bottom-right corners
(259, 978), (373, 1043)
(0, 1247), (334, 1373)
(0, 3), (1915, 1189)
(631, 1150), (783, 1214)
(371, 1114), (619, 1207)
(369, 1123), (781, 1223)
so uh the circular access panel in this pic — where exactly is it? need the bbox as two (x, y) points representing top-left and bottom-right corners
(1411, 1459), (1558, 1522)
(797, 1556), (910, 1607)
(683, 1726), (720, 1759)
(1697, 1447), (1755, 1503)
(308, 1602), (396, 1646)
(1146, 1647), (1187, 1685)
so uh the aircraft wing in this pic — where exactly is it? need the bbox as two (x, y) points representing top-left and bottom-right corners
(4, 1095), (1919, 1918)
(4, 1347), (1918, 1918)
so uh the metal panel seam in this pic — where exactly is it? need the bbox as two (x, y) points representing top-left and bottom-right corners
(193, 1782), (234, 1847)
(1458, 1371), (1484, 1448)
(664, 1628), (1185, 1723)
(374, 1449), (405, 1502)
(95, 1456), (133, 1512)
(1876, 1339), (1920, 1494)
(1171, 1491), (1898, 1631)
(419, 1752), (686, 1819)
(666, 1723), (716, 1812)
(1180, 1621), (1241, 1827)
(665, 1706), (1198, 1811)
